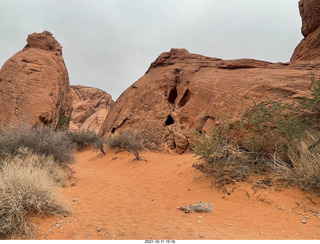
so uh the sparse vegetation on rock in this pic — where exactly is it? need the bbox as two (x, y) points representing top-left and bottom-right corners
(192, 75), (320, 194)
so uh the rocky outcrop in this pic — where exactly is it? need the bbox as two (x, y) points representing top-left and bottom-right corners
(178, 202), (214, 213)
(99, 48), (313, 153)
(0, 31), (72, 127)
(70, 85), (113, 133)
(290, 0), (320, 62)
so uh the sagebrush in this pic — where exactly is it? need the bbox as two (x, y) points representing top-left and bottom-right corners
(0, 124), (75, 166)
(66, 129), (105, 154)
(106, 131), (144, 159)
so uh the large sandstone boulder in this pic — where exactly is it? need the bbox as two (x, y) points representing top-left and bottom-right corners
(99, 48), (314, 153)
(0, 31), (72, 127)
(70, 85), (114, 133)
(291, 0), (320, 62)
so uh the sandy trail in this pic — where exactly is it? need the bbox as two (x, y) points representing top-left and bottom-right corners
(30, 149), (320, 240)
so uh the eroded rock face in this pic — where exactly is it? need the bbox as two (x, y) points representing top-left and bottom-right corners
(0, 31), (72, 127)
(70, 85), (113, 133)
(291, 0), (320, 62)
(100, 48), (314, 153)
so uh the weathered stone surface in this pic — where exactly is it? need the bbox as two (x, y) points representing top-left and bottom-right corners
(70, 85), (113, 133)
(299, 0), (320, 37)
(0, 31), (72, 127)
(178, 202), (214, 213)
(99, 48), (314, 153)
(291, 0), (320, 62)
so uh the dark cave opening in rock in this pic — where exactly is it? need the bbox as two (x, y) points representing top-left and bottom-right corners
(165, 115), (175, 126)
(168, 87), (177, 104)
(178, 88), (191, 107)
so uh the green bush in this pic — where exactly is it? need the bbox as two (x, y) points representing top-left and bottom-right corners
(55, 116), (70, 131)
(106, 131), (144, 160)
(0, 150), (69, 239)
(66, 129), (105, 154)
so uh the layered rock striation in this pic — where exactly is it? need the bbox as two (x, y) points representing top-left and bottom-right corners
(0, 31), (72, 127)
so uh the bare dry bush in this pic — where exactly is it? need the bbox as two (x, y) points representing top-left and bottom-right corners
(0, 124), (75, 165)
(106, 131), (144, 160)
(0, 151), (69, 239)
(66, 129), (105, 154)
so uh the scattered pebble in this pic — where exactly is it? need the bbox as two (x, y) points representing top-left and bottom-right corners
(200, 234), (204, 238)
(72, 199), (78, 202)
(97, 228), (102, 232)
(227, 223), (232, 226)
(305, 216), (309, 219)
(301, 220), (307, 224)
(260, 232), (263, 235)
(297, 212), (301, 215)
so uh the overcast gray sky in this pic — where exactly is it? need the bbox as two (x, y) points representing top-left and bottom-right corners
(0, 0), (302, 100)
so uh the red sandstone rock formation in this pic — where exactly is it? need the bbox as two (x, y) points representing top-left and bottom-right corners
(0, 31), (72, 127)
(291, 0), (320, 62)
(70, 85), (113, 133)
(99, 48), (314, 153)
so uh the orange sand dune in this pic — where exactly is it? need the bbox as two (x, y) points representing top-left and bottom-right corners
(30, 149), (320, 240)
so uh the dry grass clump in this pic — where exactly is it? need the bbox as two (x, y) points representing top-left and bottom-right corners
(106, 131), (144, 160)
(0, 150), (69, 239)
(271, 131), (320, 193)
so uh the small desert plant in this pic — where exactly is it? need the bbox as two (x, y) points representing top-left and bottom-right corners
(0, 124), (75, 165)
(55, 116), (70, 131)
(0, 151), (69, 239)
(106, 131), (144, 160)
(66, 129), (105, 154)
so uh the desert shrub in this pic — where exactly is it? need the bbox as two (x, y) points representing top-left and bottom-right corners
(106, 131), (144, 160)
(191, 119), (270, 186)
(192, 74), (320, 190)
(271, 131), (320, 193)
(0, 124), (75, 165)
(0, 151), (69, 239)
(66, 129), (105, 154)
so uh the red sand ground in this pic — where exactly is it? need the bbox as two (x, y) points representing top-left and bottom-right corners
(30, 149), (320, 240)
